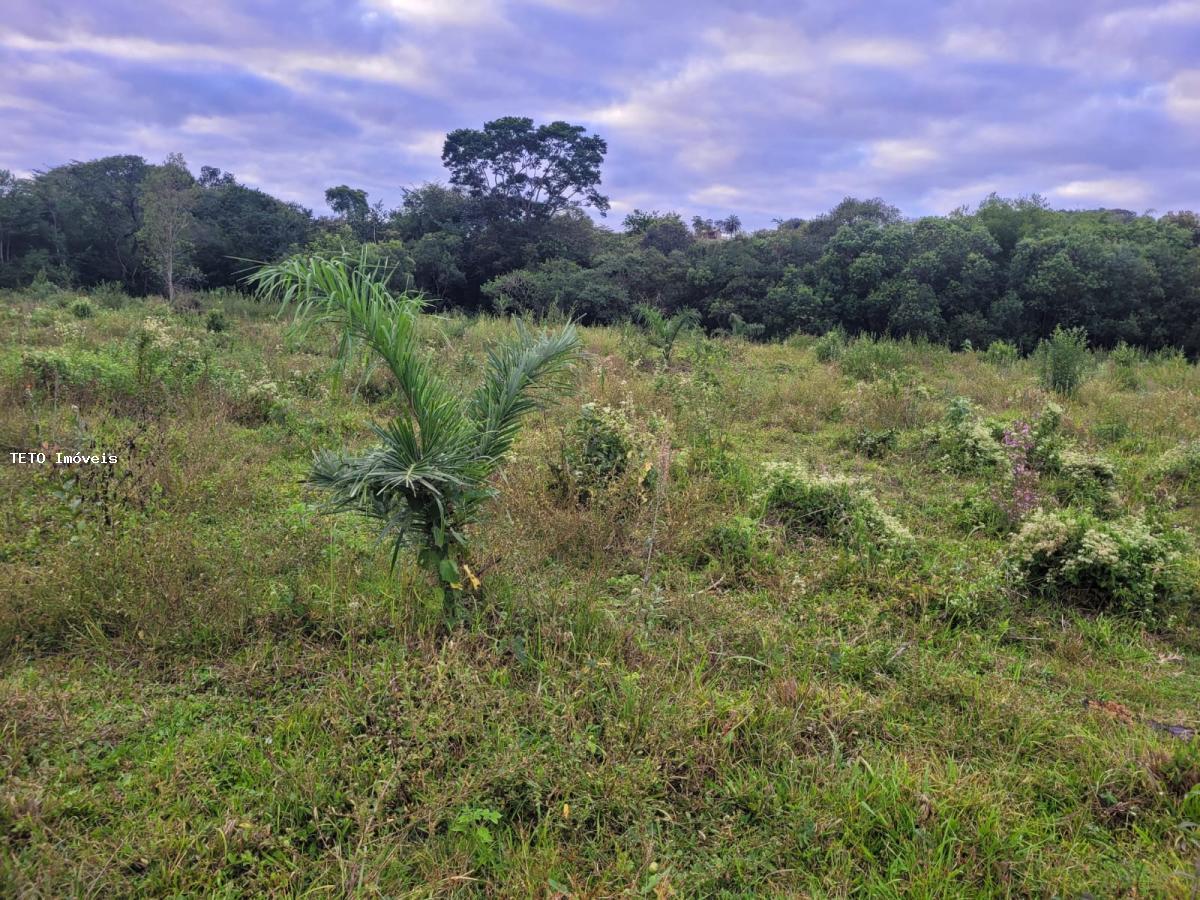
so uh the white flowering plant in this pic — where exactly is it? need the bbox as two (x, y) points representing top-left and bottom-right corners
(1010, 508), (1185, 614)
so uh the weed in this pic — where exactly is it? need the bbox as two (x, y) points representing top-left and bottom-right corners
(1036, 326), (1090, 396)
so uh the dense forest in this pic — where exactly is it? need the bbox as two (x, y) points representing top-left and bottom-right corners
(2, 116), (1199, 353)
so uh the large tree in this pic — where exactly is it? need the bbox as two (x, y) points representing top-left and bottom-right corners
(138, 153), (199, 304)
(441, 117), (609, 221)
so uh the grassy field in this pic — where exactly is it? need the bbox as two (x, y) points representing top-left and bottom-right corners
(2, 290), (1199, 897)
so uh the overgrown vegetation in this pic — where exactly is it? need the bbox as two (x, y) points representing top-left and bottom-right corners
(2, 289), (1199, 896)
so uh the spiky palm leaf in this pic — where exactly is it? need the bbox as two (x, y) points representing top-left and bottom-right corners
(636, 304), (700, 363)
(251, 253), (582, 597)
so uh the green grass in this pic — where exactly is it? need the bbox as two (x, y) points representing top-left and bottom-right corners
(2, 291), (1199, 896)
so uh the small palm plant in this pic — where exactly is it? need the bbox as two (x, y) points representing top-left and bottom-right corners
(635, 304), (700, 364)
(249, 253), (582, 611)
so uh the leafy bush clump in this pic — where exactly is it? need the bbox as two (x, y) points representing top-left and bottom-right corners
(694, 516), (776, 584)
(839, 336), (909, 382)
(550, 401), (650, 505)
(1027, 404), (1117, 511)
(20, 349), (135, 401)
(1152, 441), (1200, 495)
(852, 427), (898, 458)
(929, 396), (1006, 473)
(205, 308), (228, 333)
(1036, 325), (1091, 396)
(813, 328), (846, 363)
(1010, 508), (1183, 614)
(69, 298), (94, 319)
(1109, 341), (1141, 390)
(761, 463), (912, 552)
(984, 339), (1019, 367)
(90, 281), (130, 309)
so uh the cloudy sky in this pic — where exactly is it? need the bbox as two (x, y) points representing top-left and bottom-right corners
(2, 0), (1199, 228)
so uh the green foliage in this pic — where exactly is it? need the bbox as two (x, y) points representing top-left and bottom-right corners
(1010, 508), (1183, 615)
(90, 281), (130, 309)
(813, 328), (847, 362)
(929, 397), (1006, 473)
(1036, 326), (1091, 395)
(852, 427), (898, 458)
(1152, 440), (1200, 495)
(1109, 341), (1142, 390)
(442, 116), (609, 219)
(449, 806), (503, 867)
(695, 516), (776, 583)
(249, 252), (582, 610)
(550, 401), (648, 506)
(839, 336), (910, 382)
(729, 312), (766, 341)
(1053, 448), (1118, 511)
(761, 463), (912, 552)
(983, 339), (1018, 367)
(69, 298), (94, 319)
(635, 304), (700, 364)
(204, 307), (228, 333)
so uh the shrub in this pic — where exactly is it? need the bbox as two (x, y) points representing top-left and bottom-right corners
(1010, 508), (1182, 614)
(1109, 341), (1141, 390)
(90, 281), (130, 309)
(227, 378), (287, 426)
(69, 298), (94, 319)
(813, 328), (846, 363)
(929, 397), (1006, 473)
(205, 308), (228, 333)
(761, 463), (912, 552)
(1054, 448), (1118, 510)
(20, 349), (135, 401)
(839, 336), (910, 382)
(852, 427), (898, 458)
(1026, 404), (1117, 511)
(694, 516), (775, 583)
(1036, 326), (1090, 396)
(1028, 404), (1065, 469)
(28, 269), (62, 302)
(984, 339), (1019, 367)
(1152, 440), (1200, 495)
(550, 402), (650, 505)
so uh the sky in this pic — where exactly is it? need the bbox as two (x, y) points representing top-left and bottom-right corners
(2, 0), (1199, 229)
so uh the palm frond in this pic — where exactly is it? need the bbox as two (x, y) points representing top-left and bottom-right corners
(252, 253), (581, 592)
(469, 320), (583, 465)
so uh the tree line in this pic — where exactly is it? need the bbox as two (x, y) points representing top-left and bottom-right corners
(2, 115), (1199, 353)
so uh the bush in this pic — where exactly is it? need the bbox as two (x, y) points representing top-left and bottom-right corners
(852, 427), (898, 458)
(694, 516), (775, 584)
(1109, 341), (1141, 390)
(550, 402), (649, 505)
(20, 349), (135, 401)
(205, 308), (229, 333)
(813, 328), (846, 363)
(984, 339), (1019, 367)
(1036, 326), (1090, 396)
(839, 336), (910, 382)
(69, 298), (94, 319)
(90, 281), (130, 309)
(929, 397), (1006, 473)
(761, 463), (912, 552)
(1152, 440), (1200, 495)
(1010, 508), (1182, 614)
(1053, 448), (1118, 510)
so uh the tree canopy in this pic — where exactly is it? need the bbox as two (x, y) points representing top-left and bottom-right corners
(1, 118), (1198, 355)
